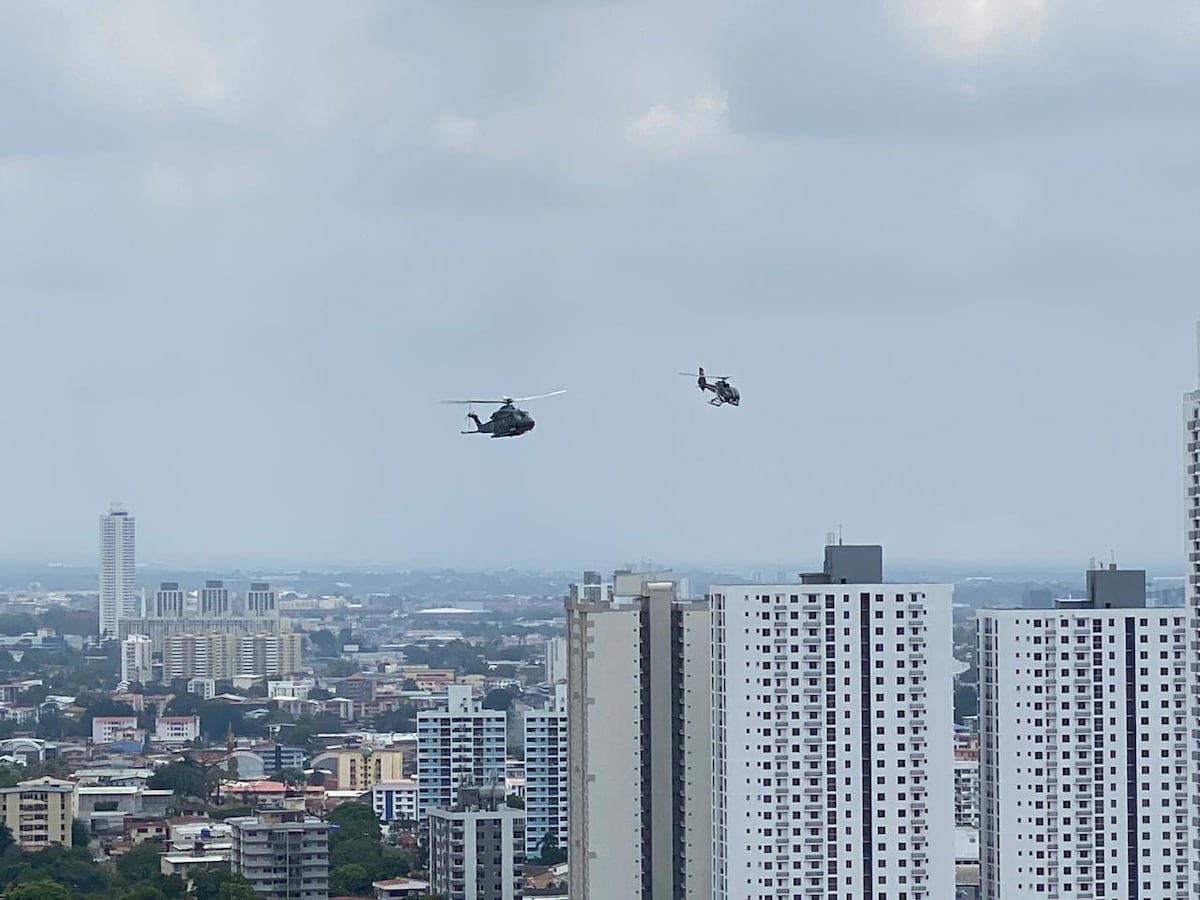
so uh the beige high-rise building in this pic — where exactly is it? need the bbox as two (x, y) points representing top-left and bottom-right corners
(0, 777), (79, 850)
(566, 572), (711, 900)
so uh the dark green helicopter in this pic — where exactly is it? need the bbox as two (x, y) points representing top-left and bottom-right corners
(440, 390), (566, 438)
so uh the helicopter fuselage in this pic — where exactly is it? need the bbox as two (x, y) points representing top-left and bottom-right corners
(471, 404), (536, 437)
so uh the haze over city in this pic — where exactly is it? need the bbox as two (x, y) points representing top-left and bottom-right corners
(2, 2), (1198, 571)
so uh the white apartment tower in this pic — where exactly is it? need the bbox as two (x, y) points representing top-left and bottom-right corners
(979, 570), (1190, 900)
(566, 572), (712, 900)
(416, 685), (507, 820)
(711, 544), (954, 900)
(99, 503), (136, 639)
(199, 580), (230, 617)
(246, 582), (278, 617)
(524, 682), (568, 857)
(1182, 345), (1200, 899)
(153, 582), (185, 619)
(120, 634), (153, 684)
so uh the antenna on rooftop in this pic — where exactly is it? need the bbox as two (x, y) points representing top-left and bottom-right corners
(825, 531), (836, 547)
(838, 524), (843, 546)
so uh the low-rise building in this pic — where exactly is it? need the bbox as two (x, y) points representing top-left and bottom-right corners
(369, 780), (419, 824)
(0, 777), (78, 850)
(92, 716), (139, 744)
(311, 747), (403, 792)
(154, 715), (201, 743)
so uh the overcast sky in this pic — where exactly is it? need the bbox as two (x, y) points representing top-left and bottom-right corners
(1, 1), (1198, 571)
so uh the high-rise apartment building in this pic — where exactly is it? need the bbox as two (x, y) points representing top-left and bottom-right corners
(416, 685), (506, 820)
(979, 574), (1190, 899)
(118, 615), (289, 653)
(229, 799), (329, 900)
(428, 783), (525, 900)
(99, 503), (136, 639)
(120, 634), (153, 684)
(153, 582), (185, 619)
(524, 682), (567, 857)
(246, 582), (278, 617)
(711, 544), (954, 900)
(163, 633), (301, 680)
(566, 572), (711, 900)
(1184, 345), (1200, 898)
(200, 580), (230, 617)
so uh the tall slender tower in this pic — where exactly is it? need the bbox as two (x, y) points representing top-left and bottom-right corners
(98, 503), (136, 640)
(566, 571), (711, 900)
(1187, 323), (1200, 606)
(1185, 326), (1200, 897)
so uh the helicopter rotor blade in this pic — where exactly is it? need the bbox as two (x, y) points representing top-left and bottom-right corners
(439, 399), (506, 405)
(678, 372), (730, 380)
(507, 390), (567, 402)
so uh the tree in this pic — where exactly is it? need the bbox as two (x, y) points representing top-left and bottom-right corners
(324, 659), (359, 677)
(327, 803), (382, 844)
(7, 881), (72, 900)
(953, 684), (978, 723)
(189, 870), (255, 900)
(0, 822), (12, 854)
(536, 831), (567, 865)
(116, 840), (163, 883)
(505, 794), (524, 809)
(279, 768), (307, 789)
(148, 760), (209, 799)
(330, 863), (371, 895)
(71, 818), (89, 849)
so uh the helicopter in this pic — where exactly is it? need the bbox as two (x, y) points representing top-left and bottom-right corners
(679, 367), (740, 406)
(439, 391), (566, 437)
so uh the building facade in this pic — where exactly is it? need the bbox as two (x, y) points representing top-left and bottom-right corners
(979, 595), (1191, 898)
(311, 748), (404, 792)
(0, 777), (78, 849)
(229, 799), (329, 900)
(524, 682), (567, 857)
(246, 582), (278, 617)
(92, 716), (139, 744)
(199, 580), (230, 617)
(118, 616), (289, 653)
(428, 787), (525, 900)
(154, 715), (201, 743)
(153, 582), (185, 619)
(544, 637), (567, 686)
(121, 635), (153, 685)
(371, 780), (419, 824)
(99, 503), (136, 640)
(954, 752), (980, 829)
(162, 633), (301, 680)
(416, 685), (506, 820)
(711, 545), (954, 900)
(566, 572), (711, 900)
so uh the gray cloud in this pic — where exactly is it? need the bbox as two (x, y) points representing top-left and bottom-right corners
(0, 1), (1197, 571)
